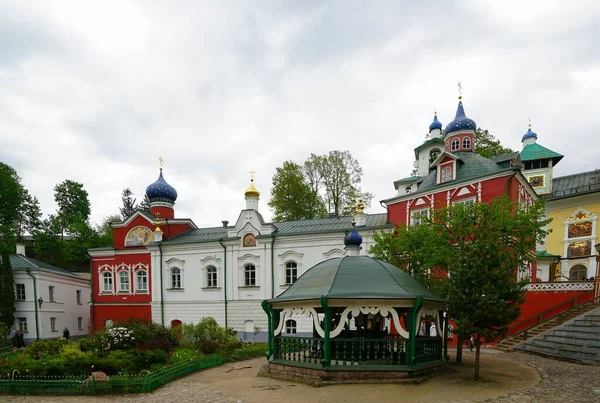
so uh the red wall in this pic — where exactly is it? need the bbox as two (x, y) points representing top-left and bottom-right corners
(92, 305), (151, 331)
(92, 253), (152, 304)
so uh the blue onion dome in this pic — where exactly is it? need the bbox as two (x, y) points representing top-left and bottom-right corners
(344, 224), (363, 247)
(444, 100), (477, 136)
(429, 113), (443, 131)
(522, 127), (538, 142)
(146, 169), (178, 203)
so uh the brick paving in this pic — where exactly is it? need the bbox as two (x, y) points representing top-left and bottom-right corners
(2, 351), (600, 402)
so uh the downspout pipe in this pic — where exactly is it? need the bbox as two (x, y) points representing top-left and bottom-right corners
(85, 251), (94, 333)
(218, 239), (228, 328)
(158, 244), (164, 326)
(25, 270), (40, 340)
(270, 235), (276, 299)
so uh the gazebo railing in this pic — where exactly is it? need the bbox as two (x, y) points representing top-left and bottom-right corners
(330, 337), (407, 366)
(274, 336), (324, 365)
(415, 338), (442, 364)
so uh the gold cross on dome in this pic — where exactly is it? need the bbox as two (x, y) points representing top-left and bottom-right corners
(159, 156), (164, 169)
(528, 118), (532, 128)
(249, 169), (256, 181)
(457, 81), (462, 99)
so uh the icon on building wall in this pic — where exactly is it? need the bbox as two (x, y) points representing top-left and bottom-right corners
(568, 221), (592, 238)
(125, 226), (154, 247)
(243, 233), (257, 247)
(567, 240), (592, 258)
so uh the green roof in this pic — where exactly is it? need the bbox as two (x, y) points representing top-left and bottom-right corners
(520, 143), (563, 164)
(543, 170), (600, 200)
(1, 255), (89, 280)
(162, 213), (392, 245)
(414, 137), (444, 159)
(269, 256), (445, 303)
(536, 251), (561, 259)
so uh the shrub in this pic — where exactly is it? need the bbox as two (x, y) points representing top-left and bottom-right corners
(118, 319), (178, 354)
(22, 338), (70, 359)
(107, 327), (135, 350)
(181, 317), (239, 354)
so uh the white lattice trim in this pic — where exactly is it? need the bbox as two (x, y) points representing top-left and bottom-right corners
(416, 308), (441, 336)
(329, 306), (408, 339)
(526, 281), (594, 292)
(275, 307), (323, 337)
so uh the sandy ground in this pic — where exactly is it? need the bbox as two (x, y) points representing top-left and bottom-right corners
(185, 349), (540, 403)
(0, 349), (541, 403)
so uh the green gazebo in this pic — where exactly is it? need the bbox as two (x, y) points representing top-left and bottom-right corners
(262, 225), (448, 381)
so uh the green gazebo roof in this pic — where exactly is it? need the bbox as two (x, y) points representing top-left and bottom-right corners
(269, 256), (445, 303)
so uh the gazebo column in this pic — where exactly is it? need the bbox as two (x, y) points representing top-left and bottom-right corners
(408, 296), (424, 367)
(320, 296), (331, 367)
(261, 301), (274, 359)
(273, 309), (281, 358)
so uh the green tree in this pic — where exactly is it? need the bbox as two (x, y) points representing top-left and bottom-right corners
(370, 196), (549, 380)
(138, 194), (151, 212)
(474, 128), (513, 159)
(120, 188), (137, 220)
(54, 180), (91, 239)
(95, 214), (121, 246)
(304, 151), (370, 217)
(0, 250), (15, 330)
(15, 189), (42, 242)
(268, 161), (327, 222)
(0, 162), (25, 252)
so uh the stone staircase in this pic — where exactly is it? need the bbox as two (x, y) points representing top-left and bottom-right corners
(513, 307), (600, 365)
(495, 301), (600, 353)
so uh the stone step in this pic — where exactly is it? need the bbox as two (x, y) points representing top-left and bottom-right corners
(561, 325), (600, 333)
(544, 335), (600, 348)
(518, 343), (600, 362)
(553, 329), (600, 339)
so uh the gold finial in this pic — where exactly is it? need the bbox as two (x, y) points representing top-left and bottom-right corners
(528, 118), (532, 129)
(458, 81), (462, 100)
(154, 211), (162, 232)
(357, 198), (365, 214)
(159, 156), (164, 170)
(434, 107), (437, 116)
(245, 169), (260, 198)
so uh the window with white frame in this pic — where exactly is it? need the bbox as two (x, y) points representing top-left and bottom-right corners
(285, 262), (298, 285)
(285, 319), (297, 335)
(102, 272), (113, 293)
(17, 317), (28, 333)
(441, 166), (452, 183)
(451, 138), (459, 151)
(454, 197), (476, 207)
(410, 209), (429, 226)
(49, 286), (55, 302)
(50, 317), (57, 332)
(569, 264), (588, 281)
(118, 271), (130, 292)
(206, 266), (218, 288)
(78, 317), (83, 330)
(15, 284), (25, 301)
(462, 136), (471, 149)
(171, 267), (182, 289)
(136, 270), (148, 291)
(244, 264), (256, 286)
(76, 289), (82, 304)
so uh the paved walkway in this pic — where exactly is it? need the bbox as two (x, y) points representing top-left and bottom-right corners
(2, 351), (599, 402)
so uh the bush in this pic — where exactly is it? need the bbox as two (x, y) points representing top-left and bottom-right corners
(181, 317), (239, 354)
(118, 319), (178, 354)
(22, 338), (70, 359)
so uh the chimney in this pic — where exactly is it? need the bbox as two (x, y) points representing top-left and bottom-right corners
(222, 220), (229, 228)
(16, 244), (26, 256)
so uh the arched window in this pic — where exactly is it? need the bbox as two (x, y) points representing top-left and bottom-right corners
(171, 267), (182, 289)
(462, 136), (471, 149)
(285, 261), (298, 285)
(118, 271), (130, 292)
(102, 272), (113, 293)
(451, 138), (460, 151)
(285, 319), (297, 335)
(569, 264), (588, 281)
(206, 266), (218, 288)
(136, 270), (147, 291)
(244, 264), (256, 286)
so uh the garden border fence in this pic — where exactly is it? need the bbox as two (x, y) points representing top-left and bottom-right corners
(0, 347), (266, 396)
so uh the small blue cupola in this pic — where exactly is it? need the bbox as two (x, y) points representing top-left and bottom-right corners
(429, 112), (443, 132)
(344, 225), (363, 247)
(522, 126), (537, 143)
(146, 168), (178, 204)
(444, 100), (477, 136)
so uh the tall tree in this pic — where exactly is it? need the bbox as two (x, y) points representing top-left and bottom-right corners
(0, 162), (25, 252)
(138, 194), (151, 212)
(305, 150), (367, 217)
(474, 128), (513, 159)
(0, 250), (15, 330)
(54, 180), (91, 238)
(268, 161), (327, 222)
(95, 214), (121, 246)
(120, 188), (137, 220)
(370, 196), (549, 381)
(15, 189), (42, 242)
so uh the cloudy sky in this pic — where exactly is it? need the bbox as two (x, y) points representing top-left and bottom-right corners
(1, 0), (599, 229)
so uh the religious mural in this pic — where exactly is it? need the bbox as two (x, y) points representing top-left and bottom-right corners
(125, 226), (154, 247)
(243, 234), (257, 247)
(567, 240), (592, 258)
(568, 221), (592, 238)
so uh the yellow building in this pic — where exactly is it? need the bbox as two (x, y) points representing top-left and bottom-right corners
(539, 170), (600, 281)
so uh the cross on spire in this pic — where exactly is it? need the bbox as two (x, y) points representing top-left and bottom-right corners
(457, 81), (462, 100)
(249, 169), (256, 181)
(159, 156), (164, 170)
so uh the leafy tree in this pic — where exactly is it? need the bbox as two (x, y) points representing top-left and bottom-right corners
(120, 188), (137, 220)
(370, 196), (549, 381)
(268, 161), (327, 222)
(0, 250), (15, 330)
(138, 194), (151, 212)
(304, 150), (369, 217)
(95, 214), (121, 246)
(474, 128), (513, 159)
(54, 180), (91, 239)
(0, 162), (25, 252)
(15, 189), (42, 242)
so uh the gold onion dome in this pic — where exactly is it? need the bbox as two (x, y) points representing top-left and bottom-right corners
(245, 179), (260, 198)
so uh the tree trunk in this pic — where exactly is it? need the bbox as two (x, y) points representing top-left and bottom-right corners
(473, 341), (481, 381)
(456, 333), (463, 363)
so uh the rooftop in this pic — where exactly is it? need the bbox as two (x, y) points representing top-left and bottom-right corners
(544, 170), (600, 200)
(520, 143), (563, 164)
(1, 255), (89, 281)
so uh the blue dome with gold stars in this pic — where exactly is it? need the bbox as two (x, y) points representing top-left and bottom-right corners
(444, 101), (477, 136)
(344, 225), (363, 247)
(146, 169), (178, 203)
(522, 127), (537, 142)
(429, 114), (443, 131)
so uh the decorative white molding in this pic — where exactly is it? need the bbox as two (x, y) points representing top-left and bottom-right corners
(323, 248), (345, 259)
(457, 187), (470, 197)
(275, 307), (323, 337)
(278, 250), (304, 260)
(526, 281), (594, 292)
(415, 198), (426, 206)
